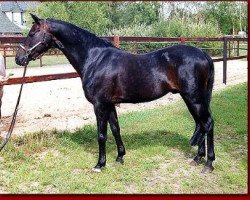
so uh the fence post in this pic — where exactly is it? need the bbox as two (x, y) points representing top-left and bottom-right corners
(228, 40), (231, 58)
(223, 37), (228, 84)
(180, 37), (186, 44)
(237, 40), (240, 56)
(40, 57), (43, 67)
(3, 47), (6, 69)
(113, 35), (120, 48)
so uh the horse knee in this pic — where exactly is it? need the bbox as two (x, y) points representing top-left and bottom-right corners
(98, 133), (107, 143)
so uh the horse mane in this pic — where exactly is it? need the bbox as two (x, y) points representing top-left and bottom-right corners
(46, 18), (115, 48)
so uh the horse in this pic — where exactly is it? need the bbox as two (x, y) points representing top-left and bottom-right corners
(16, 14), (215, 173)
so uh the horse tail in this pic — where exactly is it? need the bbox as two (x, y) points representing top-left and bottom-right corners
(203, 50), (214, 106)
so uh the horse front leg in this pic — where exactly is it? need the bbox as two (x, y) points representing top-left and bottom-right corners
(92, 102), (111, 172)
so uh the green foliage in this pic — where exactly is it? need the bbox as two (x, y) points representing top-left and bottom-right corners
(105, 2), (161, 30)
(65, 2), (110, 35)
(109, 18), (223, 55)
(37, 2), (70, 21)
(204, 2), (247, 34)
(29, 2), (246, 37)
(36, 2), (110, 35)
(108, 23), (153, 37)
(119, 2), (160, 27)
(35, 1), (161, 35)
(151, 18), (223, 55)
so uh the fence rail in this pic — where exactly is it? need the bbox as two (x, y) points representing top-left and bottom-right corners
(0, 35), (248, 85)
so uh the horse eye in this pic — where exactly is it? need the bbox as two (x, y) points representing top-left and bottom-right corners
(28, 32), (35, 37)
(29, 30), (39, 37)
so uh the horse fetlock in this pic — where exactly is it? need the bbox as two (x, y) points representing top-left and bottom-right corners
(92, 167), (102, 173)
(116, 156), (124, 164)
(118, 146), (126, 156)
(93, 161), (106, 172)
(190, 155), (204, 166)
(194, 155), (204, 163)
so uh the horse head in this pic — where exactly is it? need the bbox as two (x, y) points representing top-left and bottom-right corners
(15, 14), (58, 66)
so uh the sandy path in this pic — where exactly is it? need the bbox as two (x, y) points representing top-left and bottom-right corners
(0, 60), (248, 136)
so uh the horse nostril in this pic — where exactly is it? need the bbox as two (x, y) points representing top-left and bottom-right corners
(15, 57), (20, 64)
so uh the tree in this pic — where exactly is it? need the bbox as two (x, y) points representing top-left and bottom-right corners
(36, 2), (110, 35)
(109, 2), (161, 28)
(204, 2), (247, 35)
(37, 2), (70, 21)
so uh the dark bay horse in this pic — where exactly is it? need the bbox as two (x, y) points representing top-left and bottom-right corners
(16, 14), (215, 173)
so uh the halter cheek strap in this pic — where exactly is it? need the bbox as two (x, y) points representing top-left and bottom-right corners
(19, 41), (42, 59)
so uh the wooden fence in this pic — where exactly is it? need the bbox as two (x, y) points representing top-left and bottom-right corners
(0, 35), (248, 85)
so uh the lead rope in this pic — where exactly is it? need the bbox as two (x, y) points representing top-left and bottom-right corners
(0, 64), (28, 151)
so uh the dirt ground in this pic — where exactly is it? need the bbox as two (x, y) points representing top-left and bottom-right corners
(0, 60), (248, 136)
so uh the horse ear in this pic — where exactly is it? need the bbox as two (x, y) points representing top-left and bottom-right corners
(30, 13), (41, 24)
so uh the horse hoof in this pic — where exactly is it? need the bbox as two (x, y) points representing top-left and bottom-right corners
(189, 160), (199, 166)
(201, 166), (214, 174)
(116, 157), (124, 164)
(92, 167), (101, 173)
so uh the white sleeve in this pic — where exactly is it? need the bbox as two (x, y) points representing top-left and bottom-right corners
(0, 54), (6, 77)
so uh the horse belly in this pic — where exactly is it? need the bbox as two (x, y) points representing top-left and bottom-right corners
(115, 80), (168, 103)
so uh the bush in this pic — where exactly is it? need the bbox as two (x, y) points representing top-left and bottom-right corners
(108, 24), (153, 36)
(151, 19), (223, 55)
(109, 19), (223, 56)
(151, 18), (222, 37)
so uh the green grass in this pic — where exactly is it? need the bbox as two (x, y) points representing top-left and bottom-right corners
(5, 55), (69, 69)
(0, 83), (247, 194)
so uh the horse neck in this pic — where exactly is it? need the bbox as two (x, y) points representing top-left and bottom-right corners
(50, 21), (112, 76)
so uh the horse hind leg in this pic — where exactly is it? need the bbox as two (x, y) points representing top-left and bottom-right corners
(192, 103), (214, 173)
(201, 114), (214, 173)
(109, 105), (126, 164)
(182, 94), (215, 172)
(181, 95), (206, 165)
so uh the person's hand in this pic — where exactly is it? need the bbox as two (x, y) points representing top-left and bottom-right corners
(0, 75), (9, 85)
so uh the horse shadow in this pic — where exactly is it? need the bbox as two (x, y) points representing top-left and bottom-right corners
(57, 125), (195, 159)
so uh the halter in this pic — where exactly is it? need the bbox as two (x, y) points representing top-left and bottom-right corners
(18, 28), (51, 61)
(19, 41), (43, 60)
(19, 32), (64, 61)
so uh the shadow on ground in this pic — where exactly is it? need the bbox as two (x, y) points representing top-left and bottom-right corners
(56, 125), (194, 158)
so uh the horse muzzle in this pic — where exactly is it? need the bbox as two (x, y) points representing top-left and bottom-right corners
(15, 55), (29, 66)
